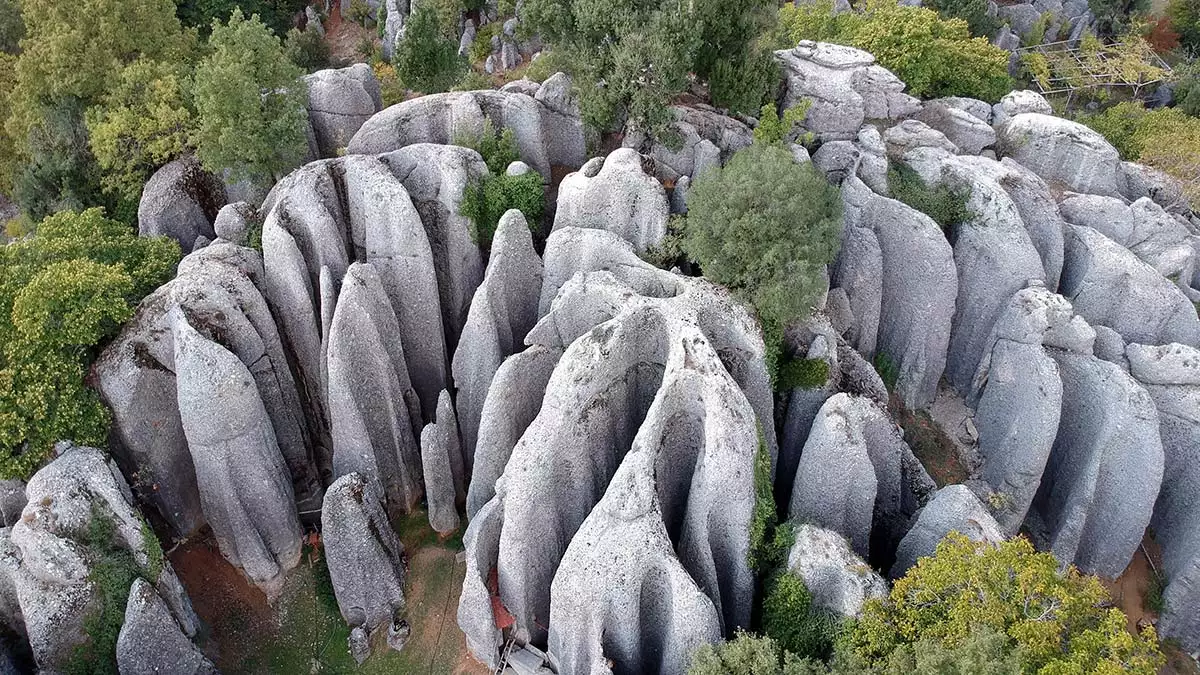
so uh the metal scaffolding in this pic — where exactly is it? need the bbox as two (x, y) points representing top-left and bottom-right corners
(1017, 39), (1172, 104)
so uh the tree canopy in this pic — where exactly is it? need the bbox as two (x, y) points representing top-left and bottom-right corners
(193, 8), (310, 184)
(392, 3), (465, 94)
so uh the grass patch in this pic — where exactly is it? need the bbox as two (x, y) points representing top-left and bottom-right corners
(776, 356), (829, 391)
(888, 164), (972, 234)
(873, 352), (899, 392)
(1146, 571), (1166, 614)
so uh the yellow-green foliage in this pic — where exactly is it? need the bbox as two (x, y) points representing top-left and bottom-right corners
(1080, 102), (1200, 205)
(0, 208), (180, 479)
(85, 59), (197, 203)
(754, 101), (813, 147)
(777, 357), (830, 391)
(763, 573), (843, 660)
(778, 0), (1012, 102)
(844, 533), (1165, 674)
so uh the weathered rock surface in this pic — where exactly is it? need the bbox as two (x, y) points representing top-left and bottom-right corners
(1060, 193), (1196, 282)
(421, 391), (464, 534)
(890, 484), (1004, 578)
(1059, 224), (1200, 348)
(138, 155), (227, 253)
(996, 113), (1124, 197)
(623, 105), (754, 182)
(916, 100), (996, 154)
(172, 308), (302, 598)
(453, 209), (543, 464)
(1034, 351), (1163, 577)
(116, 579), (217, 675)
(775, 41), (921, 142)
(321, 473), (406, 642)
(552, 148), (668, 251)
(347, 78), (586, 176)
(305, 64), (384, 158)
(326, 262), (424, 514)
(991, 90), (1053, 127)
(785, 524), (887, 618)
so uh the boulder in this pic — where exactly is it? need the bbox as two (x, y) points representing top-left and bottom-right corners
(991, 90), (1052, 127)
(213, 201), (255, 245)
(1120, 161), (1191, 214)
(890, 485), (1004, 578)
(116, 579), (217, 675)
(788, 394), (906, 560)
(1127, 342), (1200, 385)
(995, 113), (1124, 197)
(916, 101), (997, 154)
(304, 64), (384, 158)
(831, 224), (882, 358)
(624, 105), (753, 182)
(421, 390), (464, 532)
(882, 119), (957, 159)
(137, 155), (226, 253)
(785, 524), (887, 618)
(1060, 193), (1195, 280)
(172, 309), (302, 598)
(1059, 225), (1200, 348)
(552, 148), (668, 251)
(321, 473), (407, 642)
(452, 209), (543, 465)
(1034, 352), (1164, 577)
(775, 41), (921, 142)
(326, 263), (424, 514)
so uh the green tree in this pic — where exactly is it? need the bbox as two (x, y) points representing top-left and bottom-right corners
(85, 59), (197, 203)
(843, 533), (1164, 674)
(0, 0), (23, 54)
(763, 573), (843, 660)
(175, 0), (308, 36)
(393, 4), (464, 94)
(1170, 0), (1200, 54)
(284, 25), (330, 73)
(779, 0), (1012, 101)
(0, 208), (180, 479)
(1090, 0), (1150, 37)
(690, 631), (793, 675)
(681, 142), (842, 374)
(925, 0), (1000, 38)
(11, 99), (110, 223)
(193, 8), (310, 184)
(1173, 61), (1200, 117)
(0, 52), (19, 196)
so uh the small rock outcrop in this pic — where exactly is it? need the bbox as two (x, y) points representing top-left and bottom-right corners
(421, 391), (464, 534)
(890, 485), (1004, 578)
(785, 524), (887, 618)
(996, 113), (1124, 197)
(321, 473), (407, 652)
(775, 41), (921, 142)
(552, 148), (669, 251)
(137, 155), (227, 253)
(116, 579), (217, 675)
(304, 64), (384, 158)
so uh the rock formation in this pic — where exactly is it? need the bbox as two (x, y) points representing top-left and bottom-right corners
(304, 64), (384, 158)
(116, 579), (217, 675)
(785, 524), (887, 618)
(138, 155), (227, 253)
(552, 148), (669, 251)
(890, 485), (1004, 578)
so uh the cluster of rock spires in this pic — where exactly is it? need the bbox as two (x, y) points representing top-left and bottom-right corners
(21, 38), (1194, 672)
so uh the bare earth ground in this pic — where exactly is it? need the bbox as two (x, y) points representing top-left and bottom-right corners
(325, 9), (375, 65)
(171, 509), (488, 674)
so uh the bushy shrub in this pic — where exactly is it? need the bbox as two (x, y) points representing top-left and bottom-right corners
(453, 69), (494, 92)
(887, 164), (972, 233)
(285, 25), (331, 73)
(456, 121), (520, 174)
(1172, 60), (1200, 117)
(85, 59), (197, 203)
(681, 142), (842, 376)
(461, 171), (544, 248)
(0, 208), (180, 478)
(1090, 0), (1150, 37)
(779, 0), (1012, 102)
(753, 102), (813, 147)
(709, 43), (781, 115)
(393, 4), (464, 94)
(777, 357), (830, 390)
(0, 0), (22, 54)
(1080, 101), (1200, 204)
(1170, 0), (1200, 53)
(925, 0), (999, 38)
(843, 533), (1164, 674)
(763, 573), (843, 660)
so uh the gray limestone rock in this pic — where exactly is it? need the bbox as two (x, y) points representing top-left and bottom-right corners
(452, 209), (542, 465)
(213, 201), (255, 245)
(322, 473), (407, 642)
(882, 119), (956, 159)
(116, 579), (217, 675)
(916, 101), (997, 154)
(1092, 325), (1128, 367)
(992, 90), (1053, 127)
(890, 485), (1004, 578)
(0, 483), (23, 529)
(788, 394), (905, 560)
(775, 41), (921, 142)
(172, 309), (302, 598)
(457, 499), (505, 668)
(341, 155), (448, 418)
(831, 225), (882, 358)
(1127, 342), (1200, 385)
(996, 113), (1124, 197)
(1034, 352), (1164, 577)
(304, 64), (384, 158)
(1060, 224), (1200, 348)
(1120, 161), (1191, 214)
(552, 148), (668, 251)
(547, 315), (758, 673)
(138, 155), (227, 253)
(421, 420), (461, 535)
(465, 345), (560, 518)
(844, 178), (956, 408)
(625, 105), (752, 182)
(327, 262), (424, 514)
(347, 85), (586, 177)
(785, 524), (887, 618)
(1060, 193), (1196, 280)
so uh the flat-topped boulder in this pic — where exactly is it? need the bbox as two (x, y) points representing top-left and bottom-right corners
(996, 113), (1124, 197)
